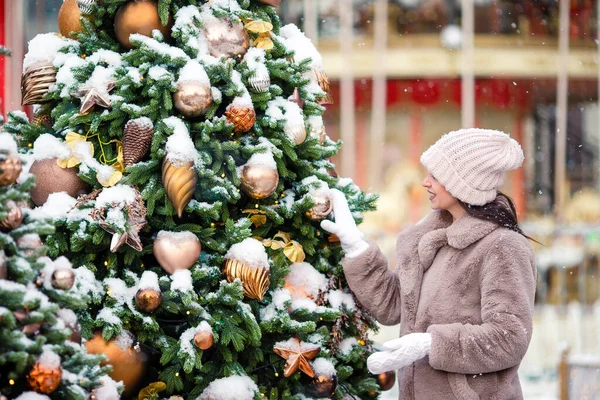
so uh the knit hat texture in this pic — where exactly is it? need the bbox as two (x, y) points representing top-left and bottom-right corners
(420, 128), (524, 206)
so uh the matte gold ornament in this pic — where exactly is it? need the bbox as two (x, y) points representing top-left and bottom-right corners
(204, 17), (249, 59)
(85, 332), (147, 395)
(16, 234), (45, 256)
(223, 258), (270, 300)
(376, 370), (396, 391)
(162, 159), (197, 218)
(306, 374), (338, 398)
(72, 80), (116, 114)
(0, 154), (22, 186)
(256, 0), (281, 6)
(58, 0), (83, 39)
(123, 117), (154, 166)
(285, 123), (307, 145)
(51, 268), (75, 290)
(0, 201), (23, 232)
(306, 193), (332, 221)
(29, 158), (88, 206)
(193, 330), (214, 350)
(27, 362), (62, 394)
(135, 288), (162, 312)
(248, 72), (270, 93)
(240, 164), (278, 199)
(21, 62), (57, 105)
(173, 82), (212, 118)
(225, 105), (256, 133)
(114, 0), (171, 49)
(153, 231), (201, 274)
(273, 337), (320, 377)
(313, 68), (333, 105)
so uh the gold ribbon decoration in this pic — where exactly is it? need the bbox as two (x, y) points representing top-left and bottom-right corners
(242, 208), (268, 227)
(138, 382), (167, 400)
(244, 19), (274, 50)
(57, 132), (94, 168)
(262, 231), (305, 263)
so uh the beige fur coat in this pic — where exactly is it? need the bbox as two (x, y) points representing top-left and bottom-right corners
(343, 210), (537, 399)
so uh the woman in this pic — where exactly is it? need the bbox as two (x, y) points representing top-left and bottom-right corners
(321, 128), (537, 400)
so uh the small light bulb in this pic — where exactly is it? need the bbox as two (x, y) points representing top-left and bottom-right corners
(221, 173), (225, 178)
(107, 290), (112, 296)
(186, 311), (191, 315)
(9, 379), (15, 385)
(104, 261), (108, 266)
(274, 372), (279, 377)
(255, 204), (259, 208)
(175, 372), (179, 377)
(28, 143), (32, 147)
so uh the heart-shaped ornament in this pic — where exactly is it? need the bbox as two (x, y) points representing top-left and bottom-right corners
(153, 231), (201, 274)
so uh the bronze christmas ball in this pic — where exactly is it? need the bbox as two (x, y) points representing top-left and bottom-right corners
(376, 370), (396, 391)
(306, 193), (332, 221)
(114, 0), (172, 49)
(16, 234), (45, 256)
(58, 0), (83, 39)
(51, 268), (75, 290)
(305, 374), (337, 398)
(193, 330), (214, 350)
(0, 155), (22, 186)
(85, 332), (147, 395)
(29, 158), (88, 206)
(135, 288), (162, 312)
(240, 164), (278, 199)
(0, 201), (23, 232)
(27, 362), (62, 394)
(204, 17), (249, 59)
(173, 82), (212, 118)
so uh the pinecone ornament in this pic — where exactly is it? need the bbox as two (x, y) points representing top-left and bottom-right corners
(0, 155), (22, 186)
(122, 117), (154, 166)
(225, 105), (256, 133)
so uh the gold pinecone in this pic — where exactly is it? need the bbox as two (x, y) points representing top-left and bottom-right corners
(225, 105), (256, 133)
(122, 118), (154, 166)
(21, 63), (57, 105)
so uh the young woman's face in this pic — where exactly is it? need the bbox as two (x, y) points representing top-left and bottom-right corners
(422, 172), (459, 211)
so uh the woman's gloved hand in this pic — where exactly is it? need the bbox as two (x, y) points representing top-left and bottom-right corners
(320, 189), (369, 258)
(367, 333), (432, 374)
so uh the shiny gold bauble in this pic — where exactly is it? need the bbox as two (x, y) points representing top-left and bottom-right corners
(223, 258), (270, 300)
(0, 155), (22, 186)
(193, 330), (214, 350)
(29, 158), (88, 206)
(0, 201), (23, 232)
(305, 193), (332, 221)
(114, 0), (171, 49)
(153, 231), (201, 274)
(225, 105), (256, 133)
(162, 159), (197, 218)
(376, 370), (396, 391)
(58, 0), (83, 39)
(17, 234), (45, 256)
(135, 288), (162, 312)
(173, 82), (212, 118)
(51, 268), (75, 290)
(27, 362), (62, 394)
(85, 333), (146, 395)
(305, 374), (337, 398)
(21, 63), (57, 105)
(204, 17), (249, 59)
(248, 72), (270, 93)
(285, 124), (307, 145)
(240, 164), (278, 199)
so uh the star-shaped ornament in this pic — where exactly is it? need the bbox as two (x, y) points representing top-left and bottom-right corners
(273, 337), (321, 377)
(73, 80), (116, 114)
(288, 88), (305, 109)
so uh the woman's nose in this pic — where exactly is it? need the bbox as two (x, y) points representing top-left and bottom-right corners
(422, 177), (430, 187)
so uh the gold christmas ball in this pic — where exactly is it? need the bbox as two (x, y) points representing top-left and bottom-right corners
(153, 230), (201, 274)
(85, 332), (146, 395)
(376, 370), (396, 391)
(285, 124), (307, 145)
(114, 0), (172, 49)
(0, 201), (23, 232)
(27, 362), (62, 394)
(51, 268), (75, 290)
(16, 234), (45, 256)
(305, 374), (337, 398)
(29, 158), (88, 206)
(173, 82), (212, 118)
(306, 193), (332, 221)
(248, 72), (270, 93)
(58, 0), (83, 39)
(0, 155), (22, 186)
(193, 330), (214, 350)
(135, 288), (162, 312)
(240, 164), (278, 199)
(223, 258), (270, 300)
(204, 17), (249, 59)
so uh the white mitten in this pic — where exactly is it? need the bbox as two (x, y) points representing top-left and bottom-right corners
(320, 189), (369, 258)
(367, 333), (432, 374)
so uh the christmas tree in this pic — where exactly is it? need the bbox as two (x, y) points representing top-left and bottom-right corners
(0, 132), (115, 399)
(5, 0), (387, 398)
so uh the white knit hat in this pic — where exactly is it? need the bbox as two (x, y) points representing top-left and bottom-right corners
(420, 128), (524, 206)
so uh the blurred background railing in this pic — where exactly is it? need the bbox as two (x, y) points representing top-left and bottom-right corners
(2, 0), (600, 398)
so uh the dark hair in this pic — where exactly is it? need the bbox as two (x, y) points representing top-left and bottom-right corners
(458, 192), (539, 243)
